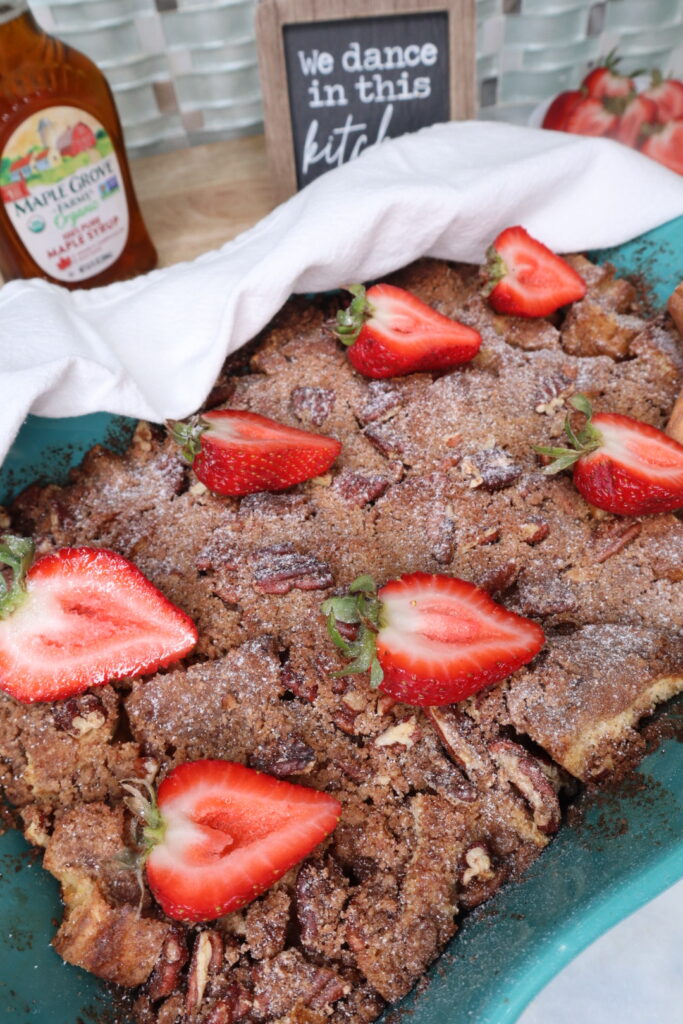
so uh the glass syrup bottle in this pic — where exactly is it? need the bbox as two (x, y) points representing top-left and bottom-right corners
(0, 1), (157, 287)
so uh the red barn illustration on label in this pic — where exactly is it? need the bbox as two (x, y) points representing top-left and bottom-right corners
(56, 121), (96, 158)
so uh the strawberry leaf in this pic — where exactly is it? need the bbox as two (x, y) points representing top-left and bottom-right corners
(349, 574), (377, 595)
(334, 285), (370, 347)
(0, 535), (34, 619)
(167, 416), (209, 464)
(321, 595), (361, 624)
(369, 657), (384, 690)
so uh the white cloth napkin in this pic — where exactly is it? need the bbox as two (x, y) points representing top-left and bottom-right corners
(2, 120), (683, 465)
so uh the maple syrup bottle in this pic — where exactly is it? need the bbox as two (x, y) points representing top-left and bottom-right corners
(0, 2), (157, 287)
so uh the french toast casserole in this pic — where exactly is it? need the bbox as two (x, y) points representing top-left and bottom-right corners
(1, 253), (682, 1024)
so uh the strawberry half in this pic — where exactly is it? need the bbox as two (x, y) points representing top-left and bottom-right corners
(581, 53), (634, 99)
(170, 410), (342, 496)
(482, 226), (586, 318)
(564, 96), (619, 137)
(642, 71), (683, 122)
(334, 283), (481, 379)
(615, 94), (658, 148)
(536, 394), (683, 515)
(126, 760), (341, 923)
(640, 119), (683, 175)
(322, 573), (544, 706)
(0, 538), (197, 703)
(542, 89), (585, 131)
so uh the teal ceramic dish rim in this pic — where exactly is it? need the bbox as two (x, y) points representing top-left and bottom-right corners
(0, 216), (682, 1024)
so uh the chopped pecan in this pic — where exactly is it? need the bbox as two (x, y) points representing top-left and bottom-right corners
(51, 693), (107, 737)
(291, 386), (336, 427)
(519, 519), (550, 545)
(195, 528), (241, 572)
(533, 369), (576, 414)
(429, 512), (457, 564)
(460, 447), (522, 491)
(252, 545), (333, 595)
(594, 521), (642, 563)
(203, 984), (252, 1024)
(147, 928), (188, 1002)
(185, 930), (223, 1016)
(488, 739), (561, 834)
(426, 707), (495, 786)
(251, 950), (348, 1019)
(333, 705), (360, 735)
(296, 858), (349, 960)
(248, 737), (316, 777)
(461, 843), (495, 886)
(374, 717), (420, 749)
(281, 666), (318, 703)
(461, 525), (500, 551)
(476, 561), (519, 596)
(358, 381), (403, 424)
(363, 421), (406, 458)
(334, 470), (389, 507)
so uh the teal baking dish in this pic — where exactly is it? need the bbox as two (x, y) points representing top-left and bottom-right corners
(1, 218), (682, 1024)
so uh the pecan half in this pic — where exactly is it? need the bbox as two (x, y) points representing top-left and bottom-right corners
(488, 739), (561, 834)
(252, 545), (333, 595)
(334, 470), (389, 507)
(460, 447), (521, 491)
(185, 930), (223, 1016)
(426, 707), (495, 786)
(147, 928), (188, 1002)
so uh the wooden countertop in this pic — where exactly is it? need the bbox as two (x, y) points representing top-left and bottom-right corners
(132, 134), (277, 268)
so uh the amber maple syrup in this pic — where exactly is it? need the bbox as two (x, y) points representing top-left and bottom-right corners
(0, 2), (157, 287)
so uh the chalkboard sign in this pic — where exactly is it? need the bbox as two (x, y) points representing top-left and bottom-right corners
(256, 0), (476, 201)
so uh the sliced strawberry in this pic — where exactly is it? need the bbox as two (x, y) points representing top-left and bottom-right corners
(126, 760), (341, 922)
(334, 283), (481, 379)
(642, 71), (683, 122)
(322, 573), (544, 706)
(0, 538), (197, 703)
(170, 410), (342, 496)
(482, 226), (586, 318)
(542, 89), (585, 131)
(565, 96), (619, 137)
(536, 394), (683, 515)
(640, 119), (683, 175)
(581, 54), (634, 99)
(615, 94), (658, 148)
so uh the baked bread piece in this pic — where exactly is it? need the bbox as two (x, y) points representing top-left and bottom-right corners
(2, 255), (682, 1023)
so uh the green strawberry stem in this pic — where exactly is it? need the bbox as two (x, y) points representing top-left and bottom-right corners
(534, 393), (603, 474)
(121, 778), (166, 853)
(481, 246), (508, 298)
(321, 575), (384, 688)
(167, 416), (209, 464)
(334, 285), (373, 347)
(0, 536), (34, 619)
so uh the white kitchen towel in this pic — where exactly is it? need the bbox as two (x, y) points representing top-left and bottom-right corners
(2, 119), (683, 465)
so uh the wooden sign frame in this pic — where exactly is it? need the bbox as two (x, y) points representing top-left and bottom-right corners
(255, 0), (476, 203)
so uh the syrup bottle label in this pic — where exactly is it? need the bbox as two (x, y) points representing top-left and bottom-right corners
(0, 105), (130, 283)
